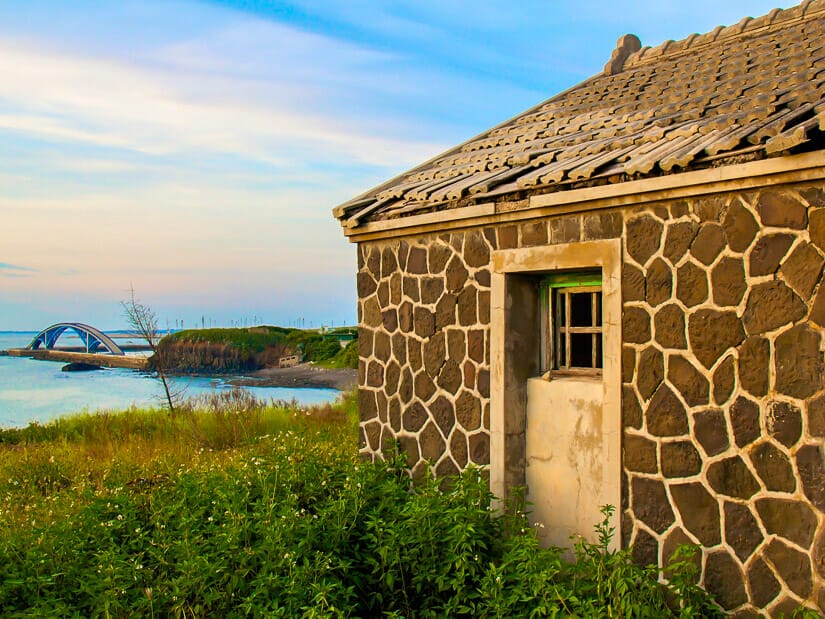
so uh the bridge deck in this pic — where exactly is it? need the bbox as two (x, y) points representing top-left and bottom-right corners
(7, 348), (149, 370)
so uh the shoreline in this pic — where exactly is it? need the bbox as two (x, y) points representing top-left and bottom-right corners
(224, 363), (357, 391)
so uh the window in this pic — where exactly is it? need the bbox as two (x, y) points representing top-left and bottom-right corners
(540, 271), (603, 374)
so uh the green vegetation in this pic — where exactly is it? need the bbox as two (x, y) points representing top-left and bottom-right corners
(0, 392), (722, 617)
(156, 326), (358, 372)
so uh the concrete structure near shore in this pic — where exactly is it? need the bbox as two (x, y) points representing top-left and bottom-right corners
(335, 2), (825, 613)
(7, 348), (148, 370)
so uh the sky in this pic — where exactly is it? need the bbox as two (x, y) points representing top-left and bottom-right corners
(0, 0), (796, 331)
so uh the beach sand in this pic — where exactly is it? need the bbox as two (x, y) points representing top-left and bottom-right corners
(228, 363), (357, 391)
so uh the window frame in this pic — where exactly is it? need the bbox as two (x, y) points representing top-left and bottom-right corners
(540, 271), (603, 377)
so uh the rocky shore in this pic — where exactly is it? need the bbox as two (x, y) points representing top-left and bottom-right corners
(227, 363), (357, 391)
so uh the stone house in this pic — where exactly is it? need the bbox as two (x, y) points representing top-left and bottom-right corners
(333, 2), (825, 613)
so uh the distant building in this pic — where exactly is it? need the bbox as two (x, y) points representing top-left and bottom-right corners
(334, 2), (825, 613)
(278, 355), (301, 368)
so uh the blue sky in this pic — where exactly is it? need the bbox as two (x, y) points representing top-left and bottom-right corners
(0, 0), (795, 330)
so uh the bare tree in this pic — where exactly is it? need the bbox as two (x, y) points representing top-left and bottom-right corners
(122, 286), (177, 414)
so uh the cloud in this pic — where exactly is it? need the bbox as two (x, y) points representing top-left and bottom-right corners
(0, 263), (38, 278)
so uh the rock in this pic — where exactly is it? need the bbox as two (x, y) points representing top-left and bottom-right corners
(427, 243), (452, 274)
(445, 255), (469, 292)
(690, 223), (726, 265)
(670, 482), (721, 545)
(420, 277), (444, 304)
(694, 408), (729, 456)
(521, 221), (548, 246)
(756, 190), (808, 229)
(766, 400), (802, 448)
(623, 385), (643, 429)
(356, 272), (378, 297)
(810, 207), (825, 251)
(661, 441), (701, 478)
(637, 346), (664, 401)
(704, 550), (747, 609)
(796, 444), (825, 512)
(725, 502), (763, 562)
(381, 247), (398, 278)
(61, 362), (101, 372)
(623, 263), (646, 301)
(654, 303), (686, 349)
(631, 527), (659, 566)
(435, 294), (458, 329)
(469, 433), (490, 465)
(457, 285), (478, 326)
(647, 383), (689, 436)
(808, 394), (825, 438)
(730, 396), (761, 447)
(645, 258), (672, 307)
(622, 346), (636, 383)
(623, 306), (651, 344)
(663, 220), (698, 264)
(549, 216), (581, 244)
(755, 498), (817, 548)
(775, 324), (823, 400)
(707, 456), (760, 499)
(413, 308), (436, 339)
(436, 360), (462, 395)
(455, 390), (481, 431)
(662, 528), (701, 574)
(626, 215), (663, 266)
(402, 276), (420, 303)
(624, 433), (658, 473)
(498, 225), (518, 249)
(688, 309), (745, 369)
(749, 442), (796, 493)
(748, 233), (794, 276)
(780, 242), (824, 300)
(407, 246), (428, 274)
(631, 477), (675, 533)
(742, 281), (806, 335)
(713, 355), (735, 404)
(419, 422), (446, 461)
(463, 231), (490, 268)
(450, 431), (468, 467)
(747, 558), (781, 609)
(723, 198), (759, 252)
(582, 210), (623, 240)
(676, 261), (709, 307)
(738, 336), (770, 397)
(402, 401), (428, 432)
(711, 257), (747, 306)
(764, 538), (813, 599)
(667, 354), (709, 407)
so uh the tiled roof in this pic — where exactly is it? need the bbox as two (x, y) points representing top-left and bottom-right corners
(336, 1), (825, 227)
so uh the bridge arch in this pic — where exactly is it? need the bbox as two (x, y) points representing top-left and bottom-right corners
(27, 323), (125, 355)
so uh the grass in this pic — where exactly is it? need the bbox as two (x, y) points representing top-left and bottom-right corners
(0, 391), (725, 617)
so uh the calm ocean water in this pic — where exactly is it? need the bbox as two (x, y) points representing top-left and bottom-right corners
(0, 332), (339, 429)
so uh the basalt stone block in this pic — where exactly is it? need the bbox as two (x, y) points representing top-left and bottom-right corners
(435, 457), (460, 481)
(389, 397), (402, 432)
(413, 307), (436, 339)
(390, 273), (402, 305)
(447, 329), (466, 361)
(622, 346), (636, 382)
(407, 246), (428, 274)
(363, 297), (383, 328)
(521, 221), (548, 247)
(475, 269), (491, 287)
(748, 233), (795, 276)
(671, 482), (720, 545)
(360, 389), (378, 421)
(725, 502), (763, 563)
(780, 242), (824, 300)
(457, 285), (478, 326)
(676, 262), (709, 307)
(428, 243), (452, 274)
(626, 215), (663, 266)
(549, 216), (581, 245)
(690, 223), (726, 266)
(743, 280), (806, 335)
(420, 277), (444, 305)
(622, 263), (646, 302)
(808, 394), (825, 438)
(477, 368), (490, 398)
(478, 290), (491, 325)
(661, 441), (701, 477)
(463, 361), (476, 389)
(385, 360), (401, 394)
(811, 286), (825, 328)
(622, 385), (643, 429)
(623, 306), (651, 344)
(366, 246), (381, 277)
(408, 338), (423, 372)
(391, 332), (407, 365)
(456, 390), (481, 431)
(816, 527), (825, 580)
(435, 294), (458, 329)
(738, 336), (770, 398)
(445, 255), (469, 292)
(637, 346), (664, 401)
(757, 190), (808, 229)
(364, 420), (382, 451)
(688, 309), (745, 369)
(402, 276), (420, 303)
(381, 309), (398, 334)
(694, 408), (730, 456)
(498, 225), (518, 249)
(624, 433), (658, 473)
(423, 332), (446, 377)
(377, 280), (390, 307)
(402, 401), (427, 433)
(631, 528), (659, 567)
(764, 538), (813, 599)
(750, 442), (796, 493)
(464, 230), (490, 268)
(756, 498), (817, 548)
(711, 257), (747, 306)
(469, 433), (490, 465)
(482, 227), (497, 250)
(730, 396), (761, 448)
(713, 355), (735, 404)
(429, 396), (455, 437)
(357, 271), (378, 297)
(358, 328), (374, 359)
(420, 422), (446, 461)
(451, 430), (468, 467)
(670, 200), (690, 218)
(707, 456), (760, 499)
(437, 360), (462, 395)
(414, 371), (436, 402)
(747, 558), (781, 609)
(583, 210), (623, 240)
(398, 301), (414, 333)
(662, 528), (701, 573)
(381, 247), (398, 279)
(767, 400), (802, 448)
(775, 324), (824, 400)
(367, 360), (384, 387)
(399, 367), (414, 404)
(654, 304), (686, 349)
(810, 208), (825, 252)
(694, 194), (727, 222)
(663, 220), (698, 264)
(704, 550), (747, 610)
(796, 444), (825, 512)
(631, 477), (675, 534)
(645, 258), (672, 307)
(723, 198), (760, 253)
(468, 329), (484, 363)
(647, 383), (689, 436)
(667, 355), (709, 407)
(800, 187), (825, 206)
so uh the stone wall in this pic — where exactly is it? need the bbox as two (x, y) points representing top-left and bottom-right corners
(354, 183), (825, 614)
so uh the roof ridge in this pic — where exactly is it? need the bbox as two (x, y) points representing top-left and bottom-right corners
(622, 0), (825, 70)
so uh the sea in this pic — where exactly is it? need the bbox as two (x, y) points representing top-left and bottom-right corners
(0, 331), (340, 429)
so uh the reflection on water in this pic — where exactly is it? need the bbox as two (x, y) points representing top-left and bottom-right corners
(0, 332), (339, 428)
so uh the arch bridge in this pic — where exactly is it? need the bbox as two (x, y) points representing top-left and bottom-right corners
(27, 323), (126, 355)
